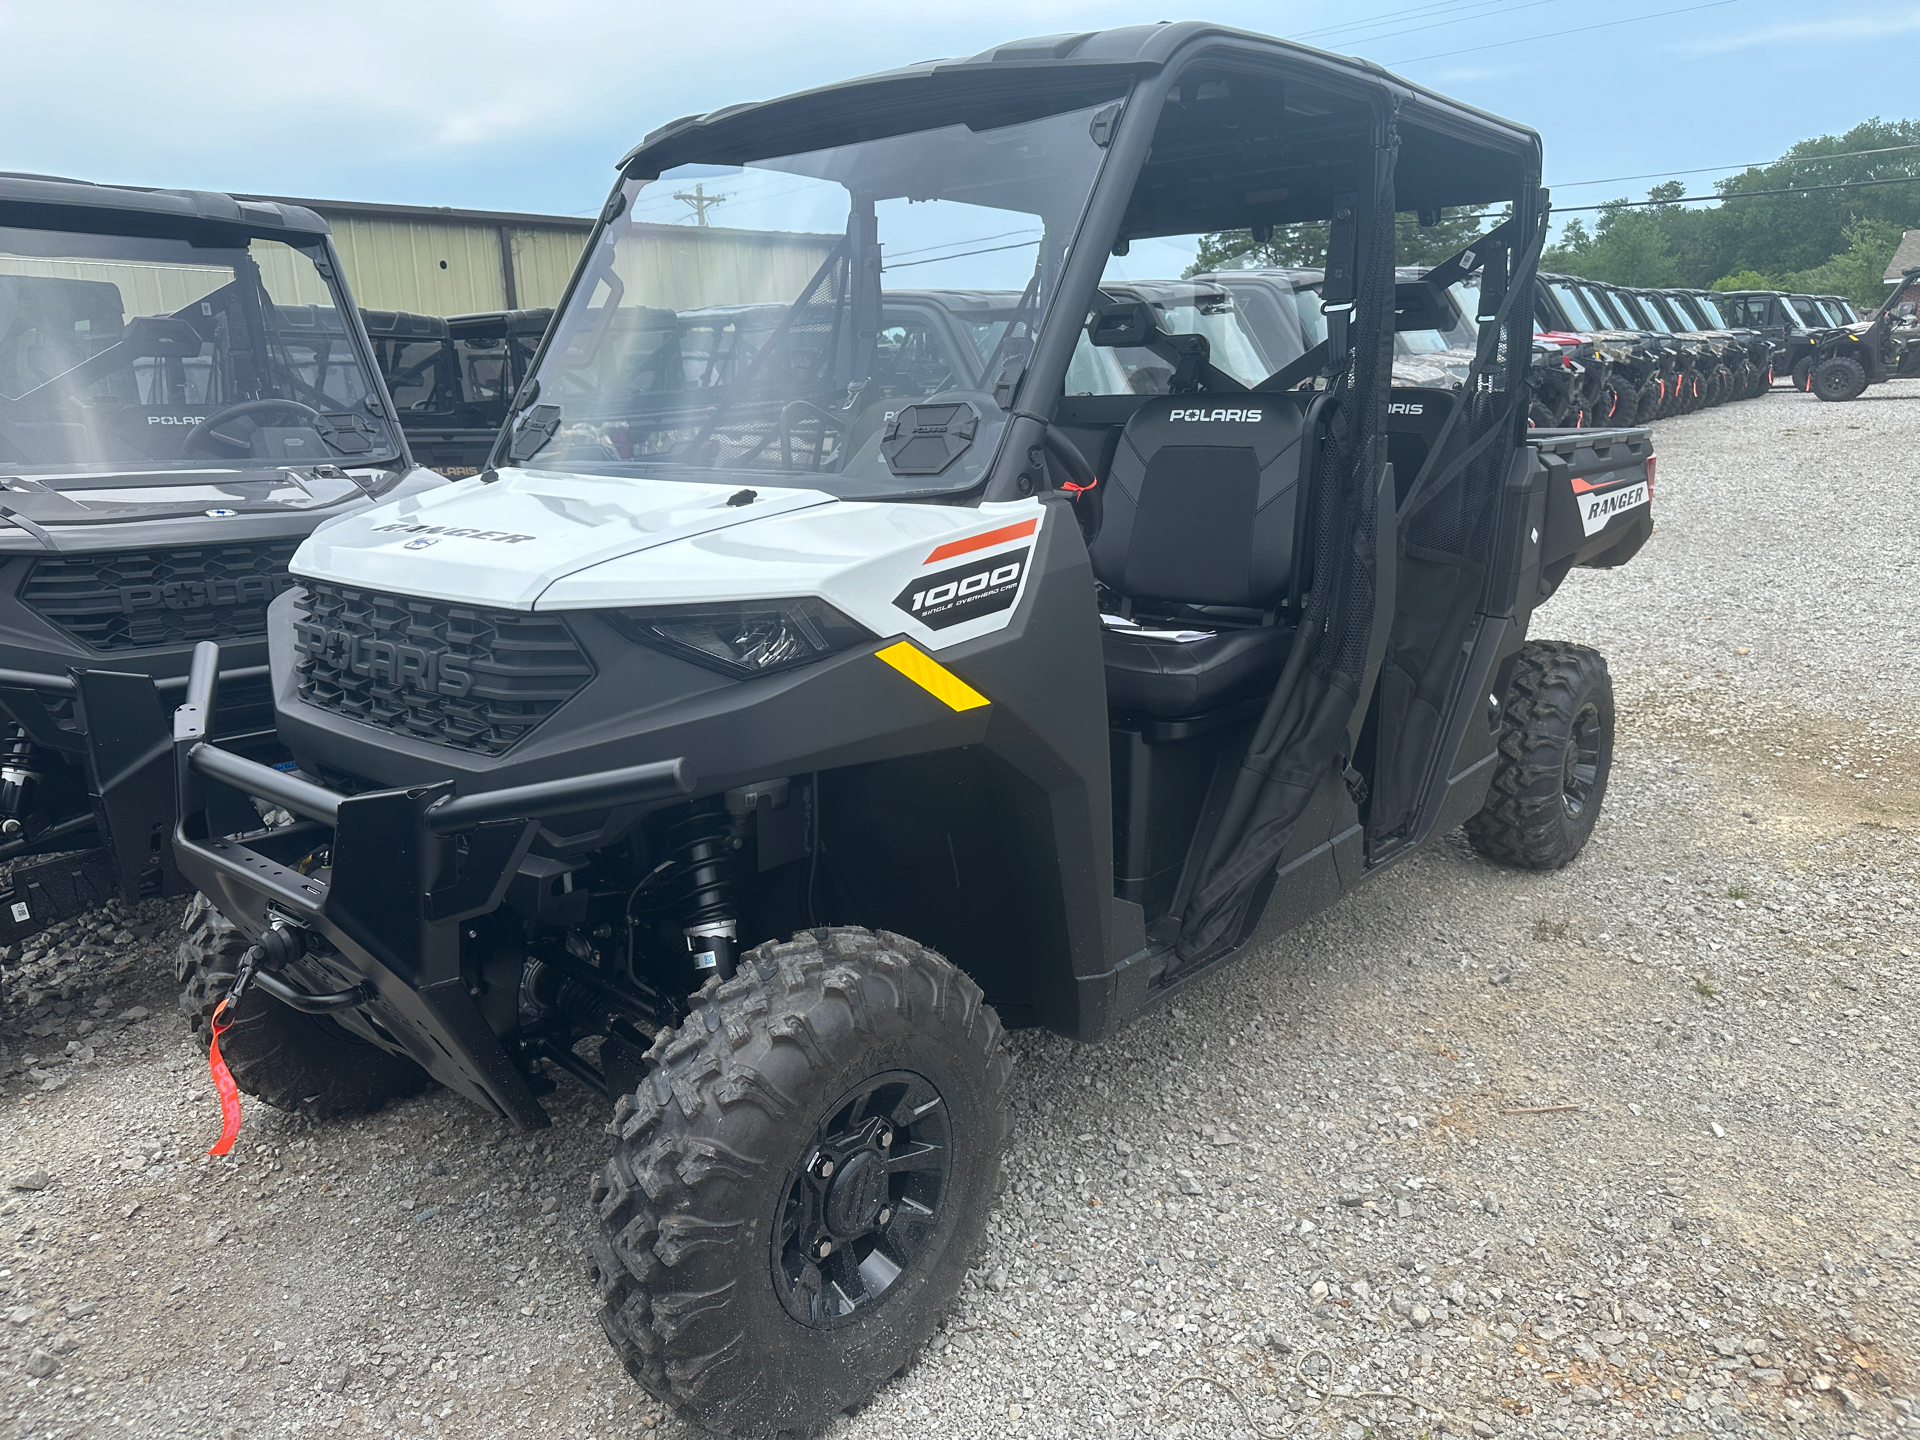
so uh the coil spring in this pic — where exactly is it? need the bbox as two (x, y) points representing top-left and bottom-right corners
(665, 797), (737, 980)
(0, 723), (44, 827)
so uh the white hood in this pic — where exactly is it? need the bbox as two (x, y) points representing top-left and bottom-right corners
(291, 470), (836, 608)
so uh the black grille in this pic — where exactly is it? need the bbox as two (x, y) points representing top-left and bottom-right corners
(21, 542), (302, 652)
(292, 582), (594, 755)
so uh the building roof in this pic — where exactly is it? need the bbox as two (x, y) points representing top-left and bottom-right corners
(1885, 229), (1920, 282)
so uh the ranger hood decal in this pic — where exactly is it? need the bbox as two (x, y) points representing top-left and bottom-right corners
(292, 470), (837, 609)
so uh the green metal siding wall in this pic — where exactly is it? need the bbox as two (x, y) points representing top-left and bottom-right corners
(316, 211), (588, 316)
(321, 215), (511, 314)
(505, 227), (588, 309)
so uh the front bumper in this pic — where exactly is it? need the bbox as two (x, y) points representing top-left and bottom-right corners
(0, 657), (274, 946)
(147, 642), (694, 1128)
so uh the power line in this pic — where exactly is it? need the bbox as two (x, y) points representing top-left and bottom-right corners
(881, 238), (1040, 272)
(1554, 173), (1920, 213)
(1294, 0), (1553, 40)
(1550, 141), (1920, 191)
(1302, 0), (1567, 46)
(1383, 0), (1744, 65)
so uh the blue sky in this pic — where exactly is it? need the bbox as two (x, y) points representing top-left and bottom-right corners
(7, 0), (1918, 224)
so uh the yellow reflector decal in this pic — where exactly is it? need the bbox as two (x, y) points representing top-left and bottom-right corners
(875, 641), (989, 712)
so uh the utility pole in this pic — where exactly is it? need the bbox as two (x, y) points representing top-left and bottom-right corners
(673, 183), (727, 226)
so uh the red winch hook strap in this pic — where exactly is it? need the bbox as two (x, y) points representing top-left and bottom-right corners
(206, 998), (243, 1157)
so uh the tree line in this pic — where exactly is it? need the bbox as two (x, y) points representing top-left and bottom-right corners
(1185, 119), (1919, 307)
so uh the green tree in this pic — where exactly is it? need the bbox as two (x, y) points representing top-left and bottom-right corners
(1547, 117), (1920, 295)
(1185, 205), (1495, 276)
(1778, 217), (1904, 306)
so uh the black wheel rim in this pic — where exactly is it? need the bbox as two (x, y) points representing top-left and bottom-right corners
(771, 1069), (950, 1330)
(1563, 702), (1602, 819)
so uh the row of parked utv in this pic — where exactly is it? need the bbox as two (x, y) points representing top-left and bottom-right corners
(362, 269), (1908, 478)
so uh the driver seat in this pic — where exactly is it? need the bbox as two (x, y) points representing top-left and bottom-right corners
(1090, 392), (1319, 716)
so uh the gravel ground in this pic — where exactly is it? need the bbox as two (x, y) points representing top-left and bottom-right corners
(2, 379), (1917, 1440)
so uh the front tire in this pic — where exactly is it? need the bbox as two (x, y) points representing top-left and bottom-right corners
(1465, 641), (1615, 871)
(588, 927), (1013, 1437)
(1810, 353), (1868, 402)
(177, 895), (431, 1118)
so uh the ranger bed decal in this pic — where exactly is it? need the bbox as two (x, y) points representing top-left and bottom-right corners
(1576, 479), (1649, 536)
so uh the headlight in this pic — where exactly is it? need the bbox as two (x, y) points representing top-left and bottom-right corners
(608, 598), (874, 679)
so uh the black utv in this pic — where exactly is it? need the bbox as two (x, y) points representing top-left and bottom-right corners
(0, 174), (434, 949)
(363, 306), (552, 478)
(133, 25), (1652, 1436)
(1714, 289), (1832, 390)
(1622, 287), (1744, 407)
(1535, 272), (1668, 423)
(1670, 290), (1774, 398)
(1804, 266), (1920, 400)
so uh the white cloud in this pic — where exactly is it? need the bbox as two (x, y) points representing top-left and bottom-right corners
(1678, 6), (1920, 52)
(2, 0), (1124, 198)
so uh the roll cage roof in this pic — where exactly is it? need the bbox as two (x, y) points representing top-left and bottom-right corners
(0, 173), (329, 242)
(617, 22), (1541, 222)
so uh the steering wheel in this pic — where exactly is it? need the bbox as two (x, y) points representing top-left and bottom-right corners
(182, 399), (324, 459)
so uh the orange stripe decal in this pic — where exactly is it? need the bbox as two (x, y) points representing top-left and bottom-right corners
(924, 517), (1038, 565)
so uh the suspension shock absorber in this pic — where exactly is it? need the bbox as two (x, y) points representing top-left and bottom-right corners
(666, 797), (738, 982)
(0, 725), (44, 839)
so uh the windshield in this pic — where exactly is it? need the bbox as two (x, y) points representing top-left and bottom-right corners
(1788, 297), (1824, 328)
(1602, 290), (1652, 330)
(0, 224), (395, 476)
(1719, 295), (1771, 328)
(1641, 294), (1686, 332)
(1681, 295), (1725, 329)
(1818, 298), (1855, 325)
(1546, 281), (1602, 330)
(507, 100), (1111, 498)
(1581, 286), (1631, 329)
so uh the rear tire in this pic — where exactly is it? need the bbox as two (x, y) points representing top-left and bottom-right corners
(588, 927), (1013, 1437)
(1465, 641), (1615, 871)
(177, 894), (431, 1118)
(1810, 354), (1868, 402)
(1790, 358), (1813, 392)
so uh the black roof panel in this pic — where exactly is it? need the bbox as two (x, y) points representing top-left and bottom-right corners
(0, 173), (328, 236)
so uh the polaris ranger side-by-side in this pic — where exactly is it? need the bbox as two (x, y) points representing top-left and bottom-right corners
(139, 27), (1652, 1435)
(0, 175), (437, 948)
(1803, 267), (1920, 401)
(363, 307), (554, 478)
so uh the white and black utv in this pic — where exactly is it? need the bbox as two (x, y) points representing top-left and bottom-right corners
(132, 24), (1652, 1436)
(0, 175), (437, 949)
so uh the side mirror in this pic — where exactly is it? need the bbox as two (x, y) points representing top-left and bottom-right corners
(1087, 301), (1159, 348)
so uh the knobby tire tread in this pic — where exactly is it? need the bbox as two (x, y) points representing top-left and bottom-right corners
(1464, 640), (1614, 871)
(588, 926), (1013, 1437)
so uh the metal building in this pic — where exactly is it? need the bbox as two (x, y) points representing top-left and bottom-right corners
(244, 196), (594, 315)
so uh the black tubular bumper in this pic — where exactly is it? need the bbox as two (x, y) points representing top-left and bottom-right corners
(0, 659), (273, 947)
(165, 642), (695, 1128)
